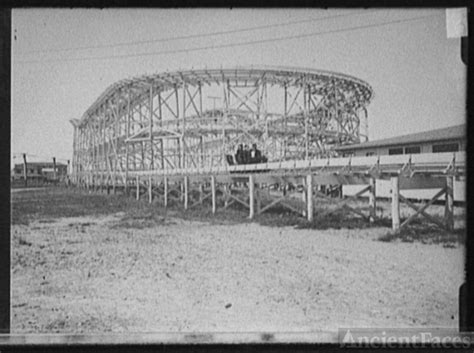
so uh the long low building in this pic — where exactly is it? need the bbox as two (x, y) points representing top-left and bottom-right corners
(335, 124), (466, 202)
(335, 124), (465, 157)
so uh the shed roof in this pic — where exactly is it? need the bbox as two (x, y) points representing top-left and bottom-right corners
(13, 162), (67, 168)
(336, 124), (465, 151)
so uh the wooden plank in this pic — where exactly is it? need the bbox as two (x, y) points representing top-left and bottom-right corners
(399, 175), (446, 190)
(258, 195), (286, 215)
(445, 176), (454, 231)
(341, 204), (369, 220)
(189, 192), (212, 209)
(249, 175), (255, 219)
(211, 176), (216, 214)
(184, 176), (189, 210)
(279, 199), (306, 216)
(399, 190), (447, 230)
(307, 174), (314, 221)
(136, 175), (140, 200)
(164, 177), (168, 207)
(223, 199), (235, 210)
(225, 191), (249, 209)
(391, 176), (400, 232)
(148, 175), (152, 204)
(369, 177), (376, 223)
(223, 184), (230, 208)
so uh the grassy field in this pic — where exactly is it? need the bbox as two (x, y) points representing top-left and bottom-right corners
(11, 187), (465, 333)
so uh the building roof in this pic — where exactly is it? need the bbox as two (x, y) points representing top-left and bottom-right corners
(13, 162), (67, 168)
(336, 124), (465, 151)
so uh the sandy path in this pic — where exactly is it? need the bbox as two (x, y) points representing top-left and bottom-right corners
(11, 215), (464, 333)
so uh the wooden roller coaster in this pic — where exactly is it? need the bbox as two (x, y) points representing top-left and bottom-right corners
(70, 67), (464, 233)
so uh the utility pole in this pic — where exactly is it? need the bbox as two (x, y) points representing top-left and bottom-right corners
(22, 153), (27, 187)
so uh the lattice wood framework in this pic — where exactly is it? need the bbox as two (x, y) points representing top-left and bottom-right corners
(71, 67), (373, 185)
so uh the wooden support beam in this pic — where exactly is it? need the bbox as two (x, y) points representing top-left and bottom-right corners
(52, 157), (57, 181)
(256, 185), (261, 215)
(222, 198), (236, 210)
(211, 176), (216, 214)
(445, 176), (454, 231)
(249, 175), (255, 219)
(224, 184), (229, 208)
(189, 192), (212, 209)
(22, 153), (27, 188)
(199, 183), (204, 203)
(391, 176), (400, 233)
(369, 177), (376, 223)
(136, 175), (140, 200)
(148, 175), (153, 204)
(164, 177), (168, 207)
(315, 184), (371, 220)
(399, 189), (447, 231)
(279, 199), (306, 216)
(184, 176), (189, 210)
(307, 174), (314, 221)
(258, 195), (286, 215)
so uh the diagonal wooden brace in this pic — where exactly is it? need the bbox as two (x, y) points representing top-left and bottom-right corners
(399, 188), (447, 230)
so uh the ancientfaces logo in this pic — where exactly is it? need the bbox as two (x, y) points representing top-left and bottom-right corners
(339, 329), (473, 348)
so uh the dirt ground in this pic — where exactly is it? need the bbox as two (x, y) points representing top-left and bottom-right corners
(11, 187), (465, 334)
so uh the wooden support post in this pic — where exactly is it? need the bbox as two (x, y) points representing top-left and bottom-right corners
(306, 174), (314, 222)
(391, 176), (400, 232)
(184, 176), (189, 210)
(124, 174), (129, 196)
(224, 184), (229, 208)
(249, 175), (255, 219)
(22, 153), (28, 188)
(136, 175), (140, 200)
(301, 177), (307, 217)
(199, 183), (204, 203)
(180, 182), (184, 202)
(148, 175), (153, 204)
(164, 177), (168, 208)
(112, 175), (116, 194)
(256, 184), (261, 215)
(301, 181), (306, 203)
(52, 157), (57, 182)
(211, 176), (216, 214)
(445, 175), (454, 231)
(369, 177), (376, 223)
(149, 85), (154, 171)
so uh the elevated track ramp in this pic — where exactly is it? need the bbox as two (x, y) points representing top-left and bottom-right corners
(73, 152), (464, 233)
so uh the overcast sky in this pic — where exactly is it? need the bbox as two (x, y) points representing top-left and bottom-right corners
(11, 8), (466, 165)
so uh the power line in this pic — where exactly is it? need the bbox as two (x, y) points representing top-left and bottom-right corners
(16, 13), (439, 65)
(17, 10), (378, 55)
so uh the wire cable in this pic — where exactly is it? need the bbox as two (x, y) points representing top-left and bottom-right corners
(16, 13), (440, 65)
(16, 9), (379, 55)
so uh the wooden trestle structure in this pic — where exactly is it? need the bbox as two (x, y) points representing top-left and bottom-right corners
(71, 67), (464, 232)
(73, 151), (464, 233)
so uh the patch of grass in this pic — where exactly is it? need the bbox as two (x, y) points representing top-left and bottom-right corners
(11, 187), (466, 246)
(11, 187), (159, 225)
(378, 223), (465, 245)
